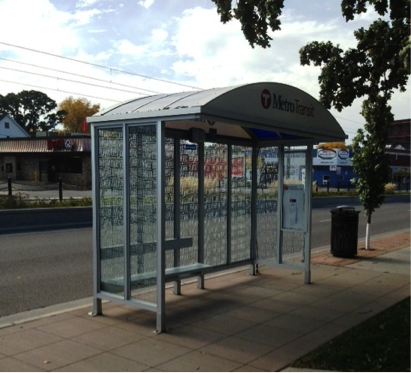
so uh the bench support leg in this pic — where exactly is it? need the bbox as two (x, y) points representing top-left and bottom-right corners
(249, 263), (257, 276)
(173, 280), (182, 295)
(197, 274), (205, 289)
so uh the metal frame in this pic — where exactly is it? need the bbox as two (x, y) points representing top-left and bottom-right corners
(156, 121), (166, 332)
(89, 83), (347, 333)
(91, 122), (101, 316)
(304, 144), (313, 284)
(253, 144), (314, 280)
(91, 121), (316, 332)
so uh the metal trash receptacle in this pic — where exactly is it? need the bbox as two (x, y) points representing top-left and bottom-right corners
(330, 206), (360, 258)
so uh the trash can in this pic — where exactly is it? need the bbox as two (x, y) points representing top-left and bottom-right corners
(330, 206), (360, 258)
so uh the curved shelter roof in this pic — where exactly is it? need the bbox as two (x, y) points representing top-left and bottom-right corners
(89, 82), (347, 144)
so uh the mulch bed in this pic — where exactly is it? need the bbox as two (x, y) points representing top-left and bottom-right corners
(311, 231), (410, 267)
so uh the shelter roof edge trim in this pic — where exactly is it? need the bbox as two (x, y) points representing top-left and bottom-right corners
(89, 82), (347, 142)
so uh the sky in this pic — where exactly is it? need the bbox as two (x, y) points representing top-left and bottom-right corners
(0, 0), (409, 142)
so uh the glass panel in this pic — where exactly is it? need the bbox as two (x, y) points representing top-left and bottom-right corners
(282, 147), (306, 261)
(204, 144), (227, 266)
(164, 138), (175, 242)
(179, 141), (199, 266)
(129, 125), (158, 303)
(98, 128), (124, 295)
(282, 231), (305, 258)
(284, 148), (306, 182)
(164, 138), (175, 269)
(231, 146), (252, 262)
(256, 147), (279, 260)
(163, 139), (199, 269)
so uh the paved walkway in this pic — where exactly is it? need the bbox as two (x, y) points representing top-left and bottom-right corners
(0, 232), (409, 371)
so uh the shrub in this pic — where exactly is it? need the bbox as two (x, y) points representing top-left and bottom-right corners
(0, 193), (30, 209)
(384, 183), (396, 194)
(168, 176), (218, 194)
(0, 194), (92, 209)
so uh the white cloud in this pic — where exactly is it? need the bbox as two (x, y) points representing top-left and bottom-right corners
(166, 4), (409, 141)
(71, 8), (104, 27)
(138, 0), (154, 9)
(0, 0), (407, 138)
(151, 28), (168, 42)
(76, 0), (99, 8)
(116, 39), (147, 56)
(0, 0), (79, 55)
(169, 7), (329, 95)
(111, 26), (172, 66)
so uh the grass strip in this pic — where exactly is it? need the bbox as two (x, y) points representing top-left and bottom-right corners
(0, 194), (92, 209)
(292, 296), (410, 372)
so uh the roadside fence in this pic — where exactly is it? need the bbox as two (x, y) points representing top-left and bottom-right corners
(0, 178), (91, 200)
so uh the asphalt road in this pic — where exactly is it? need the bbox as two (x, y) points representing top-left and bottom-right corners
(0, 201), (409, 317)
(310, 201), (410, 248)
(0, 229), (92, 317)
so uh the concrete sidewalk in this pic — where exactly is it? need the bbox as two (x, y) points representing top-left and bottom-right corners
(0, 232), (409, 372)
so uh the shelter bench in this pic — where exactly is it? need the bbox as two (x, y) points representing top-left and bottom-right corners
(100, 237), (210, 295)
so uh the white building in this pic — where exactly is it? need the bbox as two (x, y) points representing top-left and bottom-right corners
(0, 114), (30, 138)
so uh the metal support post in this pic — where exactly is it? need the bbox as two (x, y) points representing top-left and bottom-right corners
(58, 178), (63, 201)
(8, 177), (12, 196)
(156, 121), (166, 333)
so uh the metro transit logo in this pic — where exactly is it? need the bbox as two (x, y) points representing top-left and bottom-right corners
(261, 89), (272, 109)
(260, 88), (315, 117)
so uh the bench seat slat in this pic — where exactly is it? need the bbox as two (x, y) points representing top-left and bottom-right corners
(101, 263), (210, 290)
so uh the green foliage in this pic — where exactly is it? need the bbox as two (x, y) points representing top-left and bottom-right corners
(299, 12), (409, 110)
(351, 96), (392, 222)
(313, 190), (358, 197)
(212, 3), (410, 231)
(212, 0), (285, 48)
(298, 0), (409, 225)
(0, 90), (65, 133)
(400, 35), (410, 72)
(0, 194), (92, 209)
(341, 0), (409, 22)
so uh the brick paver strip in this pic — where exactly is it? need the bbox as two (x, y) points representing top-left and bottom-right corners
(311, 231), (410, 267)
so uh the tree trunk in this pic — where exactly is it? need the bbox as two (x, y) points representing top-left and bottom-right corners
(365, 212), (372, 250)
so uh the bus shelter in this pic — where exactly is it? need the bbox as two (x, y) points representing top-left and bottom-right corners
(88, 82), (347, 333)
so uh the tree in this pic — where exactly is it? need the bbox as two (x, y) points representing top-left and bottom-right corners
(299, 0), (409, 249)
(59, 97), (100, 133)
(351, 97), (392, 249)
(213, 0), (410, 249)
(212, 0), (284, 48)
(400, 35), (410, 72)
(0, 90), (65, 133)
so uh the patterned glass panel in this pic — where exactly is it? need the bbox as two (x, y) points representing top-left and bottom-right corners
(179, 141), (199, 266)
(164, 138), (175, 243)
(129, 125), (158, 303)
(98, 128), (124, 295)
(256, 147), (279, 260)
(282, 149), (306, 260)
(282, 231), (305, 258)
(162, 139), (199, 268)
(164, 138), (175, 269)
(204, 144), (227, 266)
(231, 146), (252, 262)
